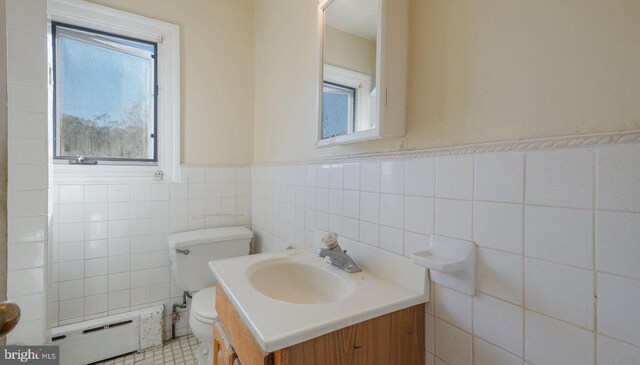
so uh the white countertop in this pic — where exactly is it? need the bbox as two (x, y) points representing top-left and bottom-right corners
(209, 236), (430, 352)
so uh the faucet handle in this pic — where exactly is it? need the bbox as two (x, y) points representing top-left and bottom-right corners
(321, 232), (339, 249)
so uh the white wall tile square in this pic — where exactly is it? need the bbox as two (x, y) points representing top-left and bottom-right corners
(343, 163), (360, 191)
(380, 194), (404, 229)
(316, 188), (329, 212)
(342, 217), (359, 240)
(85, 221), (107, 241)
(108, 273), (130, 292)
(84, 203), (107, 222)
(59, 185), (84, 205)
(317, 165), (330, 188)
(360, 162), (380, 192)
(404, 196), (434, 235)
(359, 192), (380, 224)
(596, 211), (640, 280)
(434, 318), (473, 365)
(150, 184), (171, 201)
(108, 202), (130, 221)
(359, 221), (380, 247)
(108, 185), (130, 203)
(473, 293), (523, 356)
(8, 242), (44, 271)
(436, 156), (474, 200)
(329, 164), (343, 189)
(596, 144), (640, 212)
(8, 137), (47, 163)
(84, 276), (107, 297)
(475, 152), (524, 203)
(84, 185), (108, 203)
(476, 248), (523, 305)
(525, 258), (594, 329)
(130, 184), (151, 201)
(108, 290), (130, 310)
(85, 258), (108, 278)
(598, 273), (640, 347)
(8, 268), (44, 298)
(84, 295), (108, 316)
(525, 206), (593, 269)
(59, 279), (84, 300)
(435, 285), (472, 332)
(342, 190), (359, 219)
(473, 337), (522, 365)
(405, 158), (435, 197)
(59, 242), (84, 262)
(435, 199), (472, 240)
(597, 335), (640, 365)
(525, 311), (594, 365)
(59, 298), (84, 321)
(381, 161), (405, 194)
(474, 202), (523, 254)
(170, 184), (188, 200)
(526, 149), (594, 209)
(379, 226), (403, 255)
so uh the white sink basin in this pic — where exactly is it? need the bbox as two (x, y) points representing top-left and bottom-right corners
(247, 258), (353, 304)
(209, 234), (429, 352)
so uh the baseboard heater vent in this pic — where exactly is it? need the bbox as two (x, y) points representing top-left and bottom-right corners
(51, 306), (164, 365)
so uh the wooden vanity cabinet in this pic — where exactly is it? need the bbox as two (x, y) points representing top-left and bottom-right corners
(213, 286), (425, 365)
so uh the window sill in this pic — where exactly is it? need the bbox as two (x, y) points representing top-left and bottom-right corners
(316, 128), (381, 148)
(53, 164), (175, 184)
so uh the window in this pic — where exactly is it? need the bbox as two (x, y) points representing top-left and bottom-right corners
(322, 64), (372, 140)
(49, 0), (180, 183)
(322, 81), (355, 138)
(53, 23), (158, 163)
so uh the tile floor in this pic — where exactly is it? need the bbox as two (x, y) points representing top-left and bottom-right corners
(91, 334), (199, 365)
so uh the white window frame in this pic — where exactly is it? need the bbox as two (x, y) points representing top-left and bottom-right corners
(48, 0), (180, 183)
(323, 64), (371, 132)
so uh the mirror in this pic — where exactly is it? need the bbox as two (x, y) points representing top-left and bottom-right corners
(319, 0), (380, 144)
(318, 0), (408, 147)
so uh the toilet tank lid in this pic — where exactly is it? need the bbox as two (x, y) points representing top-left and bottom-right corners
(167, 226), (253, 249)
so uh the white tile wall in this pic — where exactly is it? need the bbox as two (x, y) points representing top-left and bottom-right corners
(251, 141), (640, 364)
(6, 0), (50, 345)
(51, 166), (251, 339)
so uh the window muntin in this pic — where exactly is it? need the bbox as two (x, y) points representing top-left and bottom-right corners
(53, 22), (158, 163)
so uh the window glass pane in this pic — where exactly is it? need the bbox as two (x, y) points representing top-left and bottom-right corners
(56, 25), (156, 160)
(322, 82), (355, 139)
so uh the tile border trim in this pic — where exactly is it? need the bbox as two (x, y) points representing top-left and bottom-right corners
(253, 129), (640, 165)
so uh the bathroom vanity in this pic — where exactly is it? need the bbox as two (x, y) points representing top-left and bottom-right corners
(209, 235), (430, 365)
(213, 285), (424, 365)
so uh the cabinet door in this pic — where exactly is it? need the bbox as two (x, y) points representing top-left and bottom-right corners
(359, 304), (425, 365)
(278, 324), (362, 365)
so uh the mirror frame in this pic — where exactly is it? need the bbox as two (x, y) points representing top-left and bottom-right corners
(316, 0), (408, 148)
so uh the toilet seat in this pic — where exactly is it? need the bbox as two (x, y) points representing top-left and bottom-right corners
(191, 286), (218, 324)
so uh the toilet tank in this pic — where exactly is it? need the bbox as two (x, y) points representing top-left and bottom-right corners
(168, 226), (252, 292)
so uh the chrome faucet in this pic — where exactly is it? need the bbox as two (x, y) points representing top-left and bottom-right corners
(315, 233), (362, 273)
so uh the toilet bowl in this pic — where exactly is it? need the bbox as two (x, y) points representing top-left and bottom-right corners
(168, 226), (252, 365)
(189, 286), (217, 365)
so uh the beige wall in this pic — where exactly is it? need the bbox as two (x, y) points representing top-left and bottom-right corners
(254, 0), (640, 163)
(89, 0), (255, 165)
(324, 26), (376, 84)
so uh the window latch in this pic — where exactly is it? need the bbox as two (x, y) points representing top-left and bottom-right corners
(69, 156), (98, 165)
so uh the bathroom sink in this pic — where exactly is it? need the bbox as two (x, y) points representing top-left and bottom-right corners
(209, 237), (429, 352)
(247, 258), (353, 304)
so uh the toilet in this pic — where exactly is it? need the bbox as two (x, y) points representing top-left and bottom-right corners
(168, 226), (253, 365)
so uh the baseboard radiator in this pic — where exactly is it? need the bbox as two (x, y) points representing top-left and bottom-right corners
(51, 306), (164, 365)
